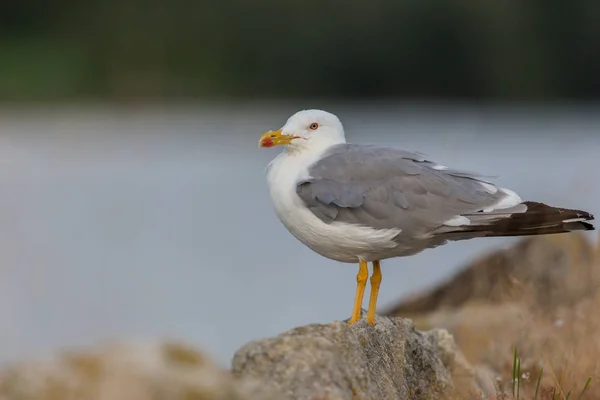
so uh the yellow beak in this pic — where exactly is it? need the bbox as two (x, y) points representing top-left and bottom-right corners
(258, 130), (299, 148)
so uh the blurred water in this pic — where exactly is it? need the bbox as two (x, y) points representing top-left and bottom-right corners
(0, 102), (598, 366)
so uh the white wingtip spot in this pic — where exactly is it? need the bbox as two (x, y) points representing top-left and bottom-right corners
(484, 188), (522, 212)
(444, 215), (471, 227)
(562, 218), (586, 223)
(479, 182), (498, 194)
(432, 164), (448, 171)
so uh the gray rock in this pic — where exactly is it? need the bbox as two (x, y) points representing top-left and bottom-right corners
(232, 311), (478, 400)
(0, 341), (285, 400)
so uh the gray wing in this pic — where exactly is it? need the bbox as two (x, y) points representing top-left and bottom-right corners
(296, 144), (521, 239)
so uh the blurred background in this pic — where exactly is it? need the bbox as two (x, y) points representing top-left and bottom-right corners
(2, 0), (600, 100)
(1, 0), (599, 367)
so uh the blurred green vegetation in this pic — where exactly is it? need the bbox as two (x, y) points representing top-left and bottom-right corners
(1, 0), (599, 101)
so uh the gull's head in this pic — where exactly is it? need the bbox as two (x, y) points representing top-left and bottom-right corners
(259, 109), (346, 153)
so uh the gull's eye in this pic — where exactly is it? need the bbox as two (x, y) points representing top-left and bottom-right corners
(309, 123), (319, 130)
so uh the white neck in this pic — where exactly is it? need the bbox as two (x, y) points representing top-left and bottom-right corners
(285, 135), (345, 157)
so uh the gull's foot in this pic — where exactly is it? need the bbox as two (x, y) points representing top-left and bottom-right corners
(347, 309), (370, 326)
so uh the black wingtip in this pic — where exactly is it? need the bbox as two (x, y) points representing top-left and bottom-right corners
(581, 221), (595, 231)
(580, 210), (594, 230)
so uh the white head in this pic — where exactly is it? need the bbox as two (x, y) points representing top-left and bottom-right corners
(259, 109), (346, 153)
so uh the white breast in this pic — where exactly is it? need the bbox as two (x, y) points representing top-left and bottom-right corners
(265, 150), (401, 263)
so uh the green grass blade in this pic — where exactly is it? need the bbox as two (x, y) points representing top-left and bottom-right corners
(552, 388), (557, 400)
(577, 377), (592, 400)
(512, 347), (518, 397)
(517, 358), (521, 399)
(566, 388), (573, 400)
(534, 366), (544, 400)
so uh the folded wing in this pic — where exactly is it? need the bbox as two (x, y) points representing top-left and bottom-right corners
(296, 144), (594, 243)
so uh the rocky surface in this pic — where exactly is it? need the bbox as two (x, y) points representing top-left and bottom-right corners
(232, 312), (481, 400)
(0, 317), (481, 400)
(0, 341), (285, 400)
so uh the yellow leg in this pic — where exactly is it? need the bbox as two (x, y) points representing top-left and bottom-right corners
(348, 260), (369, 325)
(367, 260), (382, 325)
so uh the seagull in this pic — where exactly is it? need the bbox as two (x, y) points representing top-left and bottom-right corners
(258, 109), (595, 326)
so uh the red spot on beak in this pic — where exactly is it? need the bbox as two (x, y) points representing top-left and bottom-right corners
(260, 137), (274, 148)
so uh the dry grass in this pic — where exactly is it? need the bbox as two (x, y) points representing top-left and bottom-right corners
(441, 233), (600, 400)
(491, 235), (600, 400)
(384, 232), (600, 400)
(487, 294), (600, 399)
